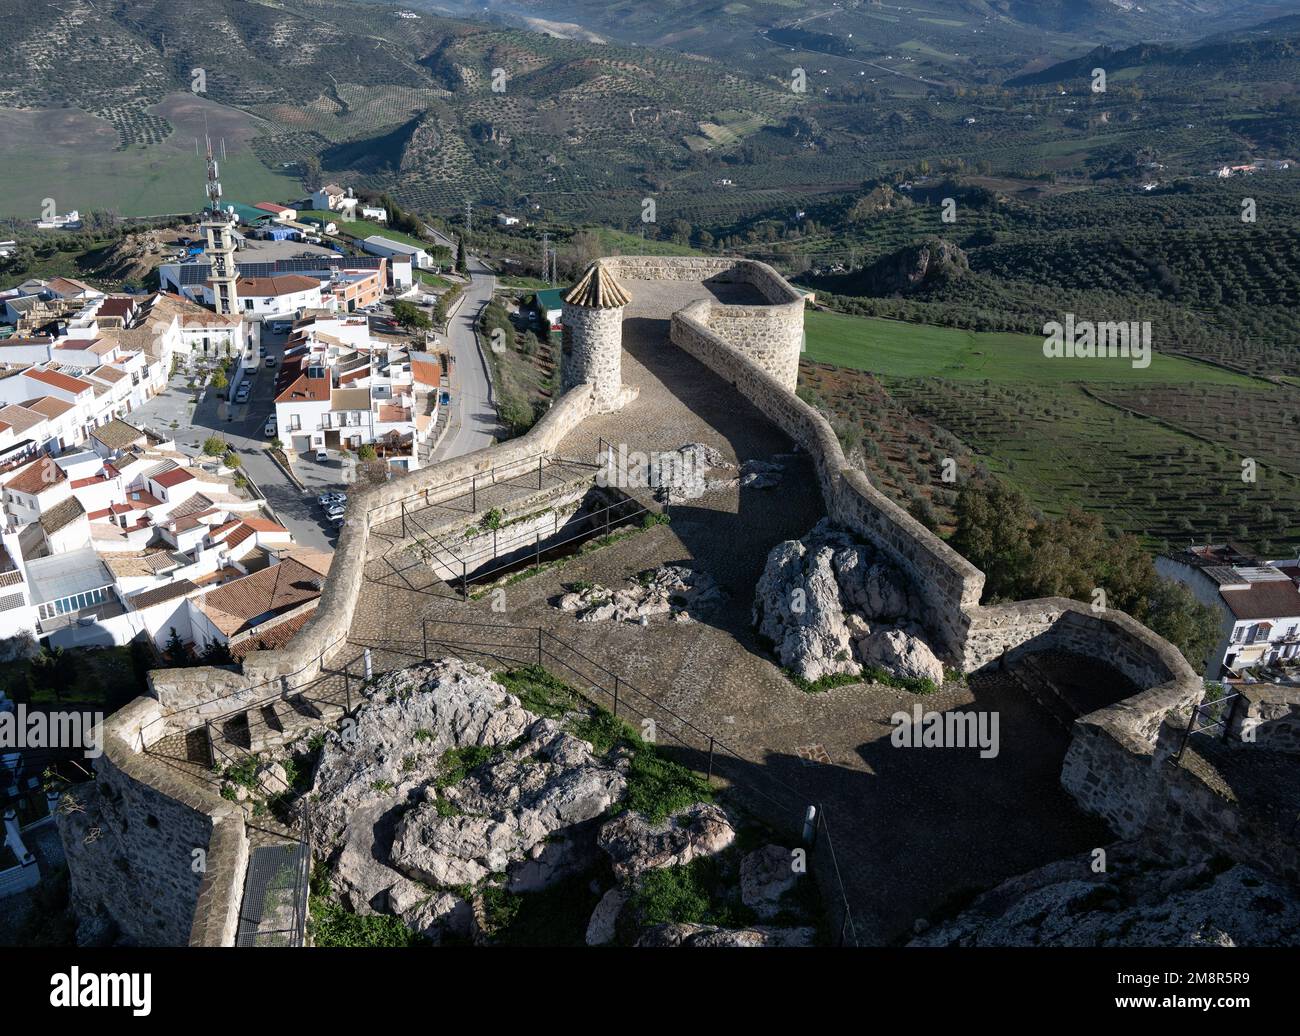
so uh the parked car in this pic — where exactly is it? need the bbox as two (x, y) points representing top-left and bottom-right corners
(264, 355), (276, 367)
(315, 448), (329, 463)
(264, 417), (277, 437)
(324, 503), (346, 522)
(318, 492), (347, 508)
(235, 384), (251, 403)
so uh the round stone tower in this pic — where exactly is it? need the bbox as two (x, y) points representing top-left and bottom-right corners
(560, 261), (631, 413)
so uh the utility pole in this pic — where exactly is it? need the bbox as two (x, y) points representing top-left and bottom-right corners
(464, 198), (472, 232)
(541, 232), (550, 285)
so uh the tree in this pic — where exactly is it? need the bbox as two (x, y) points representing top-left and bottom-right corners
(299, 155), (323, 192)
(30, 647), (76, 700)
(163, 628), (189, 667)
(200, 641), (234, 665)
(202, 435), (226, 456)
(952, 473), (1221, 670)
(455, 236), (467, 273)
(392, 299), (431, 331)
(1142, 579), (1221, 674)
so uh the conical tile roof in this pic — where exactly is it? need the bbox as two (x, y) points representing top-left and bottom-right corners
(562, 262), (631, 309)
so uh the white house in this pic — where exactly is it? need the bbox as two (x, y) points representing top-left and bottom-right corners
(360, 206), (388, 223)
(214, 275), (325, 319)
(310, 184), (358, 218)
(1157, 544), (1300, 678)
(2, 456), (71, 530)
(361, 235), (432, 274)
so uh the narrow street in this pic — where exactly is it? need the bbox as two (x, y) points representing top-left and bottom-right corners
(432, 256), (499, 461)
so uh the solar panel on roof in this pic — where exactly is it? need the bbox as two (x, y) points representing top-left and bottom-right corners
(175, 255), (385, 287)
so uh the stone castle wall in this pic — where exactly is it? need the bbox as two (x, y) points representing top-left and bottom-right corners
(80, 254), (1282, 945)
(665, 263), (1292, 884)
(89, 385), (601, 946)
(605, 256), (806, 390)
(671, 297), (983, 655)
(57, 698), (247, 946)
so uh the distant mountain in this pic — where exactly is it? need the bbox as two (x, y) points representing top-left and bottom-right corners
(1005, 17), (1300, 86)
(428, 0), (1300, 52)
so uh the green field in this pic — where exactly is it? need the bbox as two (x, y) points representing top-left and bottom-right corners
(0, 97), (299, 218)
(591, 228), (704, 257)
(800, 310), (1297, 551)
(803, 310), (1261, 388)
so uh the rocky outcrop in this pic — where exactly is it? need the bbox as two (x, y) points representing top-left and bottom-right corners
(860, 237), (968, 294)
(640, 443), (785, 502)
(754, 518), (941, 685)
(598, 802), (736, 882)
(558, 564), (724, 624)
(392, 717), (626, 890)
(909, 842), (1300, 947)
(637, 923), (817, 947)
(654, 442), (725, 502)
(741, 844), (802, 919)
(305, 659), (626, 941)
(859, 626), (945, 687)
(300, 659), (813, 948)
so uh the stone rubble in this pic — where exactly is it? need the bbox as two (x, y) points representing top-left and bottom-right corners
(557, 564), (725, 624)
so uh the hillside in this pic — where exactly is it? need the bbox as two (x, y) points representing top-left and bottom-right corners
(3, 0), (1298, 238)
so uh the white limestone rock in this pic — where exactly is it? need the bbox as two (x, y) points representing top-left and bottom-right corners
(754, 519), (934, 684)
(910, 844), (1300, 948)
(391, 717), (625, 889)
(597, 802), (736, 883)
(585, 888), (628, 946)
(305, 659), (626, 936)
(753, 535), (858, 683)
(859, 626), (945, 687)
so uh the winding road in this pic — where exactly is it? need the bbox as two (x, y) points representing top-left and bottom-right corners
(432, 255), (499, 462)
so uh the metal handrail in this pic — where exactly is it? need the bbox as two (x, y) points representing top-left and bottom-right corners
(365, 450), (601, 523)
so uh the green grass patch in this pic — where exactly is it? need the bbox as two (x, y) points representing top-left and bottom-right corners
(310, 899), (424, 947)
(625, 854), (756, 929)
(785, 668), (864, 694)
(495, 664), (582, 718)
(495, 665), (711, 823)
(308, 866), (424, 947)
(624, 746), (712, 824)
(803, 310), (1261, 388)
(862, 665), (938, 695)
(434, 744), (498, 788)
